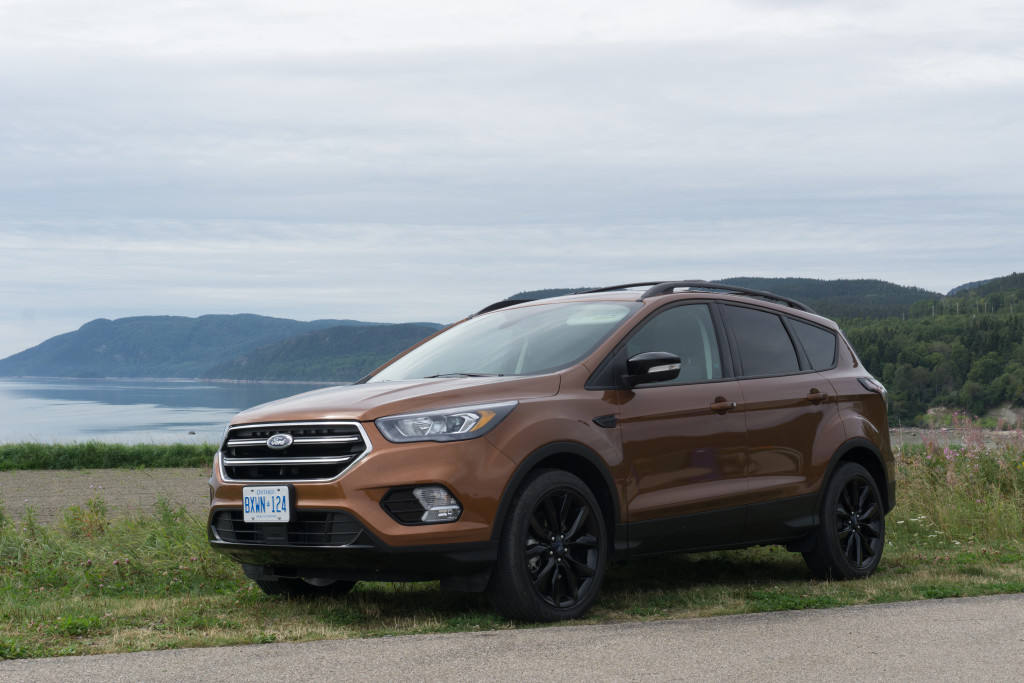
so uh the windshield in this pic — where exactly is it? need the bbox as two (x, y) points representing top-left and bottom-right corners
(368, 301), (640, 382)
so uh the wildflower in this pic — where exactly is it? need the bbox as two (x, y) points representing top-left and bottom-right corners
(113, 560), (119, 566)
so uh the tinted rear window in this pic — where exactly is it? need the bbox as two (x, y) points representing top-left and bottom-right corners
(723, 305), (799, 376)
(791, 319), (837, 370)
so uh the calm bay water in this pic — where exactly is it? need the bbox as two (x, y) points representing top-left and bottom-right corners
(0, 378), (338, 444)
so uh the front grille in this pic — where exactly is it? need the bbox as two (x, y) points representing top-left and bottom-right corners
(211, 510), (364, 546)
(220, 421), (370, 481)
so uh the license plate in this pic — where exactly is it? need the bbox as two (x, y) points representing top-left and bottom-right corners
(242, 486), (291, 523)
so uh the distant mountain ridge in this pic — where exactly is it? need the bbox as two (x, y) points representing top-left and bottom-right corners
(0, 314), (442, 381)
(1, 275), (1017, 386)
(201, 322), (444, 382)
(509, 278), (941, 319)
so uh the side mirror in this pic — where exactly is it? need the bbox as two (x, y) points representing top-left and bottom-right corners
(624, 351), (681, 388)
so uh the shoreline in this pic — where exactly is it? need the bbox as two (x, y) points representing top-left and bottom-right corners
(0, 376), (349, 385)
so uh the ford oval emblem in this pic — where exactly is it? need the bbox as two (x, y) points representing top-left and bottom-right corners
(267, 433), (293, 450)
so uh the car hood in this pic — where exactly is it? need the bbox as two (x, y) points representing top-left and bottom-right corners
(232, 374), (562, 424)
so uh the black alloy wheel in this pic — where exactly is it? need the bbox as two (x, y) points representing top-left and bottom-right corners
(488, 469), (608, 621)
(803, 462), (885, 580)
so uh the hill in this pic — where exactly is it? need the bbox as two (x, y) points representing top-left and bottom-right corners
(714, 278), (940, 319)
(0, 315), (379, 379)
(505, 279), (940, 319)
(2, 274), (1021, 424)
(201, 323), (444, 382)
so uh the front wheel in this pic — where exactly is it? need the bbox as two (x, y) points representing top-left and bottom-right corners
(803, 462), (886, 580)
(487, 469), (608, 622)
(255, 577), (356, 598)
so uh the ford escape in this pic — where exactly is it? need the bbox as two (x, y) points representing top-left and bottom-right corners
(208, 282), (895, 622)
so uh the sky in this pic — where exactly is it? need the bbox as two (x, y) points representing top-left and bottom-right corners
(1, 0), (1023, 359)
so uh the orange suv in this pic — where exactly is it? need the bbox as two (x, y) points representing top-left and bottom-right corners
(208, 282), (895, 621)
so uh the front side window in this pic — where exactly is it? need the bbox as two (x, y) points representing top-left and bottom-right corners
(625, 304), (723, 382)
(723, 305), (799, 376)
(369, 301), (641, 382)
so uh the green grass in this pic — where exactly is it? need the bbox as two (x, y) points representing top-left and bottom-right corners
(1, 424), (1023, 659)
(0, 442), (216, 471)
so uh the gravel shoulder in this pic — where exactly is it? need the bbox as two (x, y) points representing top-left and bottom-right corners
(0, 468), (210, 523)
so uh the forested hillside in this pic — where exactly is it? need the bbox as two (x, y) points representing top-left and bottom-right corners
(717, 277), (939, 319)
(510, 278), (940, 319)
(201, 323), (443, 381)
(843, 274), (1024, 422)
(0, 315), (359, 378)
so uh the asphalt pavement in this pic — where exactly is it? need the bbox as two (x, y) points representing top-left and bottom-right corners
(2, 593), (1022, 681)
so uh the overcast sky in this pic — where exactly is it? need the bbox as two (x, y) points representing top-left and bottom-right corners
(2, 0), (1023, 359)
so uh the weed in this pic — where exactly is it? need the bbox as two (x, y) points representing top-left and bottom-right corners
(1, 423), (1023, 659)
(0, 442), (216, 471)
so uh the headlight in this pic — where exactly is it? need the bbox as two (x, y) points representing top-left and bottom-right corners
(375, 401), (518, 443)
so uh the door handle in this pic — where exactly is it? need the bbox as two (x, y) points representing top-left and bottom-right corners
(805, 390), (829, 404)
(710, 398), (737, 413)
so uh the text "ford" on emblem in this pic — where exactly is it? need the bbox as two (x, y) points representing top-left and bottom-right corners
(267, 433), (293, 450)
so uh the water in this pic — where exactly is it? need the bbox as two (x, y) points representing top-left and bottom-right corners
(0, 378), (338, 444)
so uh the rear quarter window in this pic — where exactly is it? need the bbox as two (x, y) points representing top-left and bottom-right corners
(790, 318), (838, 370)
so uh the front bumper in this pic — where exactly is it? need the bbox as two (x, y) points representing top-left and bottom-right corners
(208, 422), (516, 586)
(208, 510), (497, 583)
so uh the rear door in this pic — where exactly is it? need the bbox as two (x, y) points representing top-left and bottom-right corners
(719, 304), (842, 542)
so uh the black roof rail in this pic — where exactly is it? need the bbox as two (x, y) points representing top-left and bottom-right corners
(577, 281), (814, 313)
(476, 281), (814, 316)
(474, 299), (536, 316)
(574, 281), (705, 294)
(643, 281), (814, 312)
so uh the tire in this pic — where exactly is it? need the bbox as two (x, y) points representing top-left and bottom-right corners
(255, 577), (356, 598)
(487, 469), (608, 622)
(803, 462), (886, 580)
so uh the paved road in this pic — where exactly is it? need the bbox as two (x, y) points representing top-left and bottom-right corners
(3, 594), (1022, 681)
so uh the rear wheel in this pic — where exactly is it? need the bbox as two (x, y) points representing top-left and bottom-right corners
(487, 469), (608, 622)
(803, 462), (885, 579)
(255, 577), (356, 598)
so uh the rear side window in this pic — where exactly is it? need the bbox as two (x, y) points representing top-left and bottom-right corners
(791, 319), (837, 370)
(723, 305), (799, 376)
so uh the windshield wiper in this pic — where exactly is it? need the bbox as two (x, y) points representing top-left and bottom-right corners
(424, 372), (503, 378)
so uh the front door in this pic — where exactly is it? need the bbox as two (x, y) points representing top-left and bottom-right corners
(617, 303), (747, 554)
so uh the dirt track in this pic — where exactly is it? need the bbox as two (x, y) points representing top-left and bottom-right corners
(0, 468), (210, 523)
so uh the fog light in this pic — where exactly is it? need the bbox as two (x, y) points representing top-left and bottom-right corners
(412, 486), (462, 524)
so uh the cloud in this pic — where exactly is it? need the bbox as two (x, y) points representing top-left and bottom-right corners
(0, 1), (1022, 357)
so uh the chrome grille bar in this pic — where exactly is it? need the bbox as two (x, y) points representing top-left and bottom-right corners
(226, 435), (360, 448)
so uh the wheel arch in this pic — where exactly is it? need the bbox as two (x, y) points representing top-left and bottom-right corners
(823, 438), (894, 514)
(489, 442), (620, 547)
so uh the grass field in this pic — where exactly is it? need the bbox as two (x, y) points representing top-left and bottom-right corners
(0, 442), (214, 471)
(1, 422), (1022, 660)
